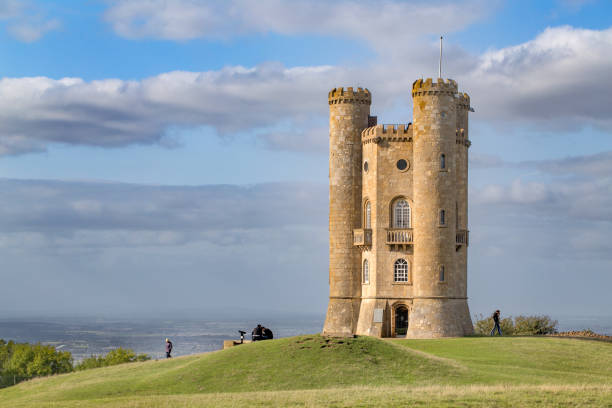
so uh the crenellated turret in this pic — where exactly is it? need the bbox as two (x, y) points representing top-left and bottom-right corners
(408, 78), (473, 338)
(323, 86), (371, 337)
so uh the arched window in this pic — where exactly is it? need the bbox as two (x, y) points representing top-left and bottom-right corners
(365, 201), (371, 229)
(393, 200), (411, 228)
(440, 154), (446, 169)
(363, 259), (370, 284)
(394, 259), (409, 282)
(439, 265), (445, 282)
(439, 209), (446, 226)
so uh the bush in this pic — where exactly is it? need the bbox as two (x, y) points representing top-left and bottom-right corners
(514, 315), (558, 335)
(0, 339), (73, 388)
(75, 347), (150, 371)
(473, 314), (558, 336)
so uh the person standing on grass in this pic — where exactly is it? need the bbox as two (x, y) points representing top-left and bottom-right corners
(490, 310), (502, 336)
(165, 338), (173, 358)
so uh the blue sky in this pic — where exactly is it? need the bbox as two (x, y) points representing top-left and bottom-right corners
(1, 0), (612, 320)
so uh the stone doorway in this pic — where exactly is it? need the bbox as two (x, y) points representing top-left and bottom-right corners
(395, 305), (409, 336)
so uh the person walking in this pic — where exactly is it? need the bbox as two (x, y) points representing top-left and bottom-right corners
(165, 338), (173, 358)
(490, 310), (502, 336)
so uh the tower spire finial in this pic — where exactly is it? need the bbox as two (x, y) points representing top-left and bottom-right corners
(439, 36), (443, 79)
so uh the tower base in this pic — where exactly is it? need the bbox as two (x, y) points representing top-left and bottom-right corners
(322, 298), (361, 337)
(406, 298), (473, 338)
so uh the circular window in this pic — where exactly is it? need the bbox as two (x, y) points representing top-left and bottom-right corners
(396, 159), (408, 171)
(364, 161), (369, 172)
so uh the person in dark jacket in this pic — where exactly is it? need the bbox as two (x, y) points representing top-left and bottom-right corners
(252, 324), (263, 341)
(262, 327), (273, 340)
(490, 310), (502, 336)
(165, 338), (173, 358)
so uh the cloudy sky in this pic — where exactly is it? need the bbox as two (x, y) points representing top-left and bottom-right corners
(1, 0), (612, 320)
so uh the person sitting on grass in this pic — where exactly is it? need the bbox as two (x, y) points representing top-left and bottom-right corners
(490, 310), (502, 336)
(262, 327), (273, 340)
(252, 324), (263, 341)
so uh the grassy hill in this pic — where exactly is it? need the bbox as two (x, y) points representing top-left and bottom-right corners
(1, 335), (612, 407)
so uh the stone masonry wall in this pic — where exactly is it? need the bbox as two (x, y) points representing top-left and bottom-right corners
(407, 78), (472, 338)
(323, 87), (371, 336)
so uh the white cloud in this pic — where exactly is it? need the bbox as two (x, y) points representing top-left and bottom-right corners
(0, 178), (330, 315)
(0, 179), (327, 242)
(473, 151), (612, 226)
(0, 0), (60, 42)
(0, 0), (22, 19)
(2, 23), (612, 156)
(467, 25), (612, 131)
(104, 0), (493, 52)
(0, 64), (346, 156)
(7, 17), (60, 42)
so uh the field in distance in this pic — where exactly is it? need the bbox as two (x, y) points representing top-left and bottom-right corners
(1, 335), (612, 407)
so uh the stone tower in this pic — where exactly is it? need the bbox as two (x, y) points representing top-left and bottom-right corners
(324, 78), (473, 338)
(322, 87), (371, 336)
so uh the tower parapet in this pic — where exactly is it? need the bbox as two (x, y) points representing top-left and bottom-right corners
(328, 87), (372, 105)
(412, 78), (458, 97)
(362, 124), (412, 137)
(456, 93), (470, 111)
(361, 124), (413, 145)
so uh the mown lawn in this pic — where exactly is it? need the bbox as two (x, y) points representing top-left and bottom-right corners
(1, 335), (612, 407)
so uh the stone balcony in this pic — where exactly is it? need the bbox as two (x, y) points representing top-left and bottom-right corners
(353, 228), (372, 247)
(456, 229), (469, 248)
(386, 228), (413, 248)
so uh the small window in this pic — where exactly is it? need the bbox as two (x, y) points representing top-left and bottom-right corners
(396, 159), (408, 171)
(364, 161), (369, 172)
(440, 154), (446, 170)
(393, 200), (411, 228)
(365, 201), (371, 229)
(456, 202), (459, 228)
(439, 209), (446, 226)
(363, 259), (370, 284)
(439, 265), (445, 282)
(394, 259), (409, 282)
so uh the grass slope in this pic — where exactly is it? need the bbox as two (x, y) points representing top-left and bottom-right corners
(1, 335), (612, 407)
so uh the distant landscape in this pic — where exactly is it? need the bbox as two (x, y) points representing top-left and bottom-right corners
(0, 315), (324, 361)
(1, 314), (610, 361)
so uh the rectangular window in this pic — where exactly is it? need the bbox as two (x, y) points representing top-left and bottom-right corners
(439, 265), (445, 282)
(439, 209), (446, 226)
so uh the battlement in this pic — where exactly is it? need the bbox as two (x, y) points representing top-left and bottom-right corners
(456, 93), (470, 110)
(328, 87), (372, 105)
(412, 78), (458, 97)
(361, 124), (412, 143)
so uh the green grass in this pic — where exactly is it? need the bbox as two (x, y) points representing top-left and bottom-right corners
(1, 335), (612, 407)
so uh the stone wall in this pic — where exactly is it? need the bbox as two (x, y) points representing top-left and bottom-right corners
(407, 78), (472, 337)
(323, 87), (370, 337)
